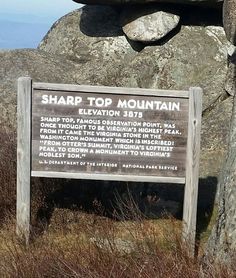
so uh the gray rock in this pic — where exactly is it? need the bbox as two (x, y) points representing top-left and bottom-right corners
(0, 49), (78, 129)
(200, 96), (232, 178)
(90, 237), (135, 254)
(115, 25), (232, 178)
(39, 6), (231, 180)
(115, 26), (230, 112)
(121, 6), (180, 42)
(39, 6), (137, 86)
(225, 51), (236, 96)
(223, 0), (236, 45)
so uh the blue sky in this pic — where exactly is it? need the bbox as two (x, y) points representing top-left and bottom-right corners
(1, 0), (81, 19)
(0, 0), (82, 48)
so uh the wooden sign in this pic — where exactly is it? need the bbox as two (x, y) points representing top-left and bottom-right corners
(32, 88), (189, 182)
(17, 77), (202, 255)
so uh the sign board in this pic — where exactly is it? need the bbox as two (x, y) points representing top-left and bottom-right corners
(17, 77), (202, 256)
(32, 86), (190, 182)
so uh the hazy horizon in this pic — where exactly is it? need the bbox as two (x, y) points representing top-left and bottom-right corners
(0, 0), (81, 49)
(1, 0), (79, 18)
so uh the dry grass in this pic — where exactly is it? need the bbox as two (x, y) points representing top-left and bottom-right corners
(0, 212), (233, 278)
(0, 128), (17, 224)
(0, 128), (235, 277)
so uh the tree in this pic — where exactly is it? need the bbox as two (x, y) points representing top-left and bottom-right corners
(206, 0), (236, 263)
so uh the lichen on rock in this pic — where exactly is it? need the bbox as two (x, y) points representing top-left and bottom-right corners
(120, 5), (180, 42)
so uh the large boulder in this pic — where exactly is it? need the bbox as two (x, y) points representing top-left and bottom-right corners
(111, 26), (230, 110)
(112, 25), (233, 178)
(223, 0), (236, 45)
(120, 5), (180, 42)
(0, 49), (78, 129)
(39, 6), (137, 85)
(39, 5), (231, 182)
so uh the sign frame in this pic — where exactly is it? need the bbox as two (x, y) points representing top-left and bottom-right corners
(17, 77), (202, 255)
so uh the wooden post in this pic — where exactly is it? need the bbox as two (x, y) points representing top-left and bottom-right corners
(17, 77), (32, 244)
(183, 87), (202, 256)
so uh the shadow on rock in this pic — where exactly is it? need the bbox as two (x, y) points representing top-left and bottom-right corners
(180, 4), (223, 26)
(80, 5), (123, 37)
(34, 176), (217, 237)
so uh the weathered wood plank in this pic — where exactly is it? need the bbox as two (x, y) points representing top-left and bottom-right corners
(17, 77), (32, 244)
(33, 82), (190, 98)
(31, 171), (186, 184)
(183, 87), (202, 256)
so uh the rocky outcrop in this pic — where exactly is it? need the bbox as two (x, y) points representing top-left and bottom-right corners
(73, 1), (223, 43)
(223, 0), (236, 45)
(39, 5), (231, 181)
(39, 6), (137, 85)
(121, 6), (180, 42)
(0, 49), (78, 129)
